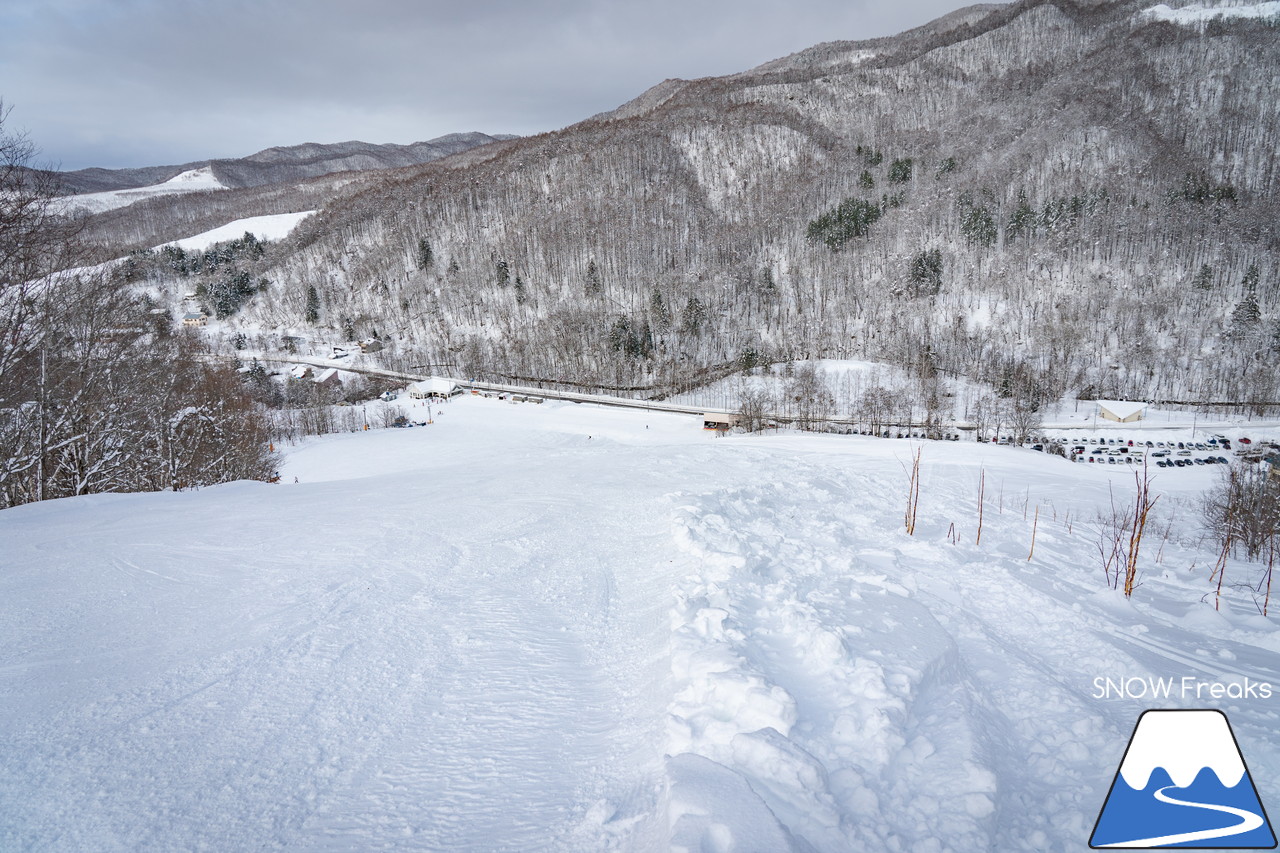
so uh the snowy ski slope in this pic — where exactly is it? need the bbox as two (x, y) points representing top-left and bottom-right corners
(160, 211), (316, 252)
(1, 396), (1277, 851)
(52, 167), (229, 216)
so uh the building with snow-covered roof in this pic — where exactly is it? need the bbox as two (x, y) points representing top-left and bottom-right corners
(181, 312), (207, 327)
(289, 365), (313, 380)
(315, 367), (341, 389)
(1097, 400), (1147, 423)
(408, 377), (461, 399)
(702, 412), (741, 431)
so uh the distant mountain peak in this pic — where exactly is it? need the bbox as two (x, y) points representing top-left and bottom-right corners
(54, 132), (517, 196)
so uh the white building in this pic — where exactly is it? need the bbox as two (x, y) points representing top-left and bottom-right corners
(408, 377), (461, 399)
(1097, 400), (1147, 423)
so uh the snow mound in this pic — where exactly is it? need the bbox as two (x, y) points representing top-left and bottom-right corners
(665, 481), (999, 850)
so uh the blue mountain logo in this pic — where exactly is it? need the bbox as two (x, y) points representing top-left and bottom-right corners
(1091, 709), (1276, 848)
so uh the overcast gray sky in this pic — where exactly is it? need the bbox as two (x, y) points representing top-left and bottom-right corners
(2, 0), (992, 171)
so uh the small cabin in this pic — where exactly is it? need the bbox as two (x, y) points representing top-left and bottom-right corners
(702, 412), (741, 431)
(181, 312), (208, 327)
(359, 338), (384, 353)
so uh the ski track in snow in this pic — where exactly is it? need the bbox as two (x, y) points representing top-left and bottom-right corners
(1, 398), (1278, 851)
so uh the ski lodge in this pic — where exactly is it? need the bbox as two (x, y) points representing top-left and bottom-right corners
(408, 377), (462, 400)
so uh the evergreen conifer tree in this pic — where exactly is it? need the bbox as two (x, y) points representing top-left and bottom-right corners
(1193, 264), (1214, 291)
(585, 259), (602, 296)
(305, 285), (320, 323)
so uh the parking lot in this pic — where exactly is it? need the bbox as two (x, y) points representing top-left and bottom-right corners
(1027, 434), (1279, 470)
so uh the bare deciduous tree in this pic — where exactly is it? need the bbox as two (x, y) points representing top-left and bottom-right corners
(1203, 464), (1280, 562)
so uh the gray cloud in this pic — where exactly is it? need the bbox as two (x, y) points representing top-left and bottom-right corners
(1, 0), (995, 169)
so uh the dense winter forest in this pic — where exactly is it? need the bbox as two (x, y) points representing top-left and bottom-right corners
(78, 0), (1273, 420)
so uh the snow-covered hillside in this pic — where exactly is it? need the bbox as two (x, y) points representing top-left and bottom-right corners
(1140, 1), (1280, 26)
(159, 210), (316, 252)
(53, 167), (228, 216)
(1, 398), (1277, 851)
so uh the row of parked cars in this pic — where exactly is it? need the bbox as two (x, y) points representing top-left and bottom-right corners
(1045, 434), (1278, 469)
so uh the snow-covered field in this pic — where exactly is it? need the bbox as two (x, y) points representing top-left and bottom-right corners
(2, 396), (1278, 851)
(161, 211), (317, 252)
(52, 167), (229, 216)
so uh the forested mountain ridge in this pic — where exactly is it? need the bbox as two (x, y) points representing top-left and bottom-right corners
(142, 0), (1279, 409)
(52, 133), (517, 195)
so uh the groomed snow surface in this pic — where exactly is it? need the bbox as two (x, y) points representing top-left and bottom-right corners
(2, 397), (1278, 851)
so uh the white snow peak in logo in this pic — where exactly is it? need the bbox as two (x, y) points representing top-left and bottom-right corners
(1091, 709), (1276, 849)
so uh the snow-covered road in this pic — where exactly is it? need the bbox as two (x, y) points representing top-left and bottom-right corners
(2, 396), (1278, 851)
